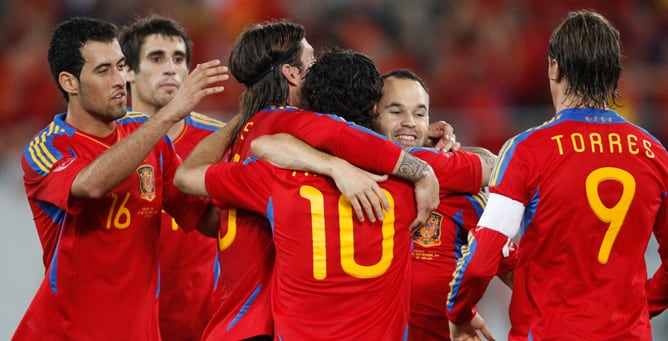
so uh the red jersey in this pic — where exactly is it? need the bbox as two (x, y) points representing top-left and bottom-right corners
(206, 158), (415, 340)
(202, 107), (403, 340)
(158, 112), (222, 341)
(447, 108), (668, 340)
(409, 150), (517, 341)
(410, 192), (486, 341)
(14, 112), (210, 340)
(647, 191), (668, 318)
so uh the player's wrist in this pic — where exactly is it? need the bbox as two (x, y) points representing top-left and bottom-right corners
(447, 306), (476, 325)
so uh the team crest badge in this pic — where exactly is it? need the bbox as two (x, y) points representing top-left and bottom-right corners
(137, 165), (156, 201)
(414, 212), (442, 247)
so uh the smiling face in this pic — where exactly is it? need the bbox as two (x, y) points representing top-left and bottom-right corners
(373, 76), (430, 148)
(126, 34), (188, 114)
(77, 40), (128, 121)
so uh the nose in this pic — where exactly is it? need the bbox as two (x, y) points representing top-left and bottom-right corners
(112, 67), (126, 87)
(164, 59), (177, 75)
(401, 114), (416, 127)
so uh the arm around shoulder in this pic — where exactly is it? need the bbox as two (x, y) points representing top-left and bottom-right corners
(174, 114), (241, 197)
(460, 146), (497, 186)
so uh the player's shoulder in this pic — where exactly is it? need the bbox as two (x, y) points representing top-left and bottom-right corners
(262, 105), (301, 113)
(185, 112), (225, 131)
(24, 113), (76, 151)
(23, 114), (77, 176)
(116, 111), (150, 125)
(261, 105), (329, 119)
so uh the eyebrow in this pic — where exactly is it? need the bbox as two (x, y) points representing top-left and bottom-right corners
(384, 102), (404, 109)
(146, 50), (186, 58)
(383, 102), (428, 110)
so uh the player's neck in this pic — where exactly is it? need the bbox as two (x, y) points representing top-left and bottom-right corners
(65, 100), (116, 137)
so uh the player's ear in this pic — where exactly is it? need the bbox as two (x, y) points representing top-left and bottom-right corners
(548, 58), (561, 81)
(281, 63), (300, 87)
(125, 66), (136, 83)
(59, 71), (79, 96)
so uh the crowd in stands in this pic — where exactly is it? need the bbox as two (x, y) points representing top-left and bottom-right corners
(1, 0), (667, 157)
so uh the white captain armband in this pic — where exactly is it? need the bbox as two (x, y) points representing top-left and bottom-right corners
(478, 193), (525, 239)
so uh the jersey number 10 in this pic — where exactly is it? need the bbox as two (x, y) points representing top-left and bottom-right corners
(300, 186), (396, 280)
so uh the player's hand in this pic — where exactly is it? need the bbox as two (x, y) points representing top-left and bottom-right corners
(426, 120), (461, 152)
(409, 168), (439, 232)
(163, 59), (229, 121)
(449, 312), (495, 341)
(330, 161), (390, 223)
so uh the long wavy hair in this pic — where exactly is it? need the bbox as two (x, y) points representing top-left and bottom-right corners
(226, 20), (305, 152)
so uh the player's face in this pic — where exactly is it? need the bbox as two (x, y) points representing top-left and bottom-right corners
(128, 34), (189, 112)
(78, 40), (128, 121)
(299, 38), (315, 79)
(291, 38), (315, 105)
(373, 77), (430, 148)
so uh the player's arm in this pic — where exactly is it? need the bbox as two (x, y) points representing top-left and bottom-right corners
(174, 114), (241, 197)
(251, 133), (390, 223)
(460, 146), (497, 186)
(204, 158), (273, 216)
(446, 193), (524, 325)
(268, 110), (403, 175)
(251, 130), (438, 229)
(412, 149), (484, 195)
(393, 152), (440, 231)
(262, 110), (439, 228)
(496, 241), (517, 289)
(648, 194), (668, 318)
(449, 312), (496, 341)
(193, 203), (220, 238)
(71, 61), (229, 198)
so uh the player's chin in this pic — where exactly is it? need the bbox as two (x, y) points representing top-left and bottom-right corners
(110, 105), (128, 119)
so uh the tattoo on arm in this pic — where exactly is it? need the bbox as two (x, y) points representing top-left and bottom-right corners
(396, 153), (430, 183)
(461, 146), (497, 168)
(478, 152), (496, 169)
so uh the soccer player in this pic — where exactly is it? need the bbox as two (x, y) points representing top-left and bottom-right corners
(373, 68), (515, 341)
(446, 10), (668, 340)
(119, 15), (223, 341)
(190, 20), (314, 341)
(175, 48), (471, 339)
(13, 17), (227, 340)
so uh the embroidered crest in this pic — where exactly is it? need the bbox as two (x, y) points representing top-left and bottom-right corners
(137, 165), (156, 201)
(414, 212), (442, 247)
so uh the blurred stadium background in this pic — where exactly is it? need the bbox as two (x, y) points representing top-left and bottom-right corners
(1, 0), (666, 339)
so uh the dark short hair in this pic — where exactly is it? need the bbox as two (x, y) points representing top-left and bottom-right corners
(301, 48), (382, 128)
(548, 10), (621, 108)
(119, 14), (192, 73)
(48, 17), (118, 101)
(382, 68), (429, 94)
